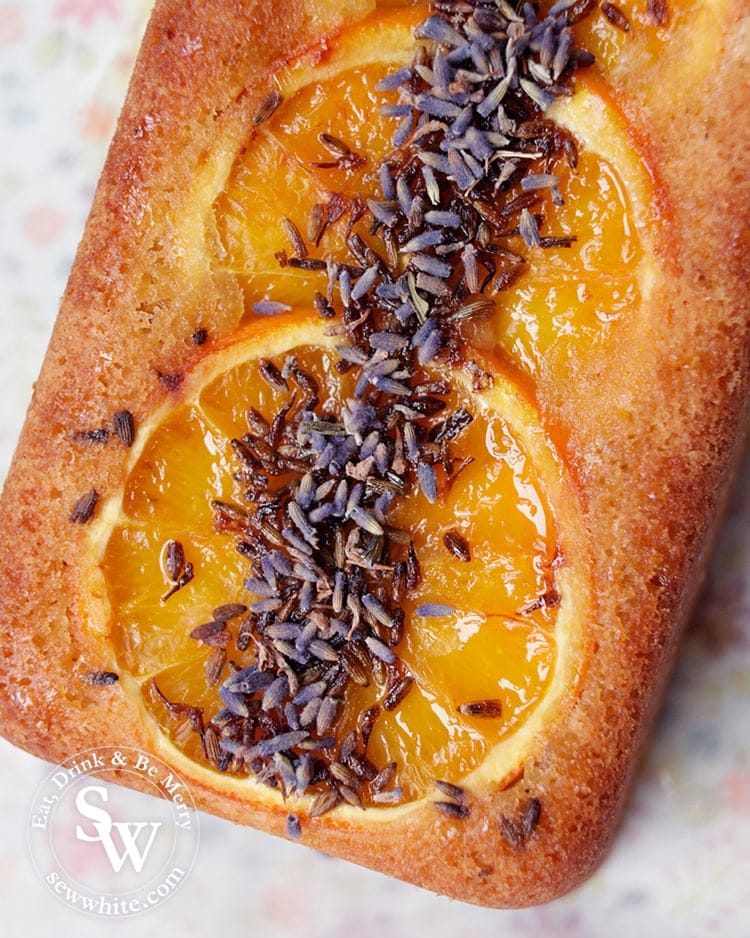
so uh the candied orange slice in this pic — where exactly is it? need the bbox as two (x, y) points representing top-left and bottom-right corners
(85, 314), (588, 808)
(214, 2), (658, 388)
(214, 7), (420, 308)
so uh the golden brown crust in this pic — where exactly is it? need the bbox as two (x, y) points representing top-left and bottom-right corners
(1, 0), (749, 909)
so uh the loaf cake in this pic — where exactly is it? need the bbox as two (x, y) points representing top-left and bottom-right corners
(0, 0), (748, 908)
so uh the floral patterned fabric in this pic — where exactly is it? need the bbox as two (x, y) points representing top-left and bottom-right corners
(1, 2), (748, 934)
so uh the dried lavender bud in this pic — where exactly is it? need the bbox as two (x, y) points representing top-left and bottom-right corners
(113, 409), (135, 447)
(69, 490), (98, 524)
(82, 670), (119, 686)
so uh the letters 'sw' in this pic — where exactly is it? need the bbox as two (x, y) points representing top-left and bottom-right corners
(74, 785), (162, 873)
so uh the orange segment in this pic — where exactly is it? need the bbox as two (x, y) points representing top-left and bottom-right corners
(92, 315), (584, 805)
(573, 0), (667, 69)
(572, 0), (728, 79)
(104, 523), (248, 678)
(493, 146), (644, 376)
(214, 136), (331, 304)
(483, 76), (657, 381)
(122, 406), (234, 529)
(269, 62), (397, 197)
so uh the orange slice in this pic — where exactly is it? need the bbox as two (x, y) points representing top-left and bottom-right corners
(214, 2), (658, 390)
(84, 313), (589, 808)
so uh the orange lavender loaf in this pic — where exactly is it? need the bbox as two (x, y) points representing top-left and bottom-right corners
(0, 0), (748, 908)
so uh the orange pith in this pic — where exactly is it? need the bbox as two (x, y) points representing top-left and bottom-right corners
(91, 0), (658, 811)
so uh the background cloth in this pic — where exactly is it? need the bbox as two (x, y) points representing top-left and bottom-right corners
(1, 3), (749, 935)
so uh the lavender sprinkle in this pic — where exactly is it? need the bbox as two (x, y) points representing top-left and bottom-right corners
(375, 67), (412, 91)
(416, 603), (456, 617)
(252, 300), (292, 316)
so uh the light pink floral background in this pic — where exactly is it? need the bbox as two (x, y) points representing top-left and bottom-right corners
(1, 3), (749, 935)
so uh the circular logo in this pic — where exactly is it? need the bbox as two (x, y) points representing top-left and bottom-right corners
(27, 747), (200, 918)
